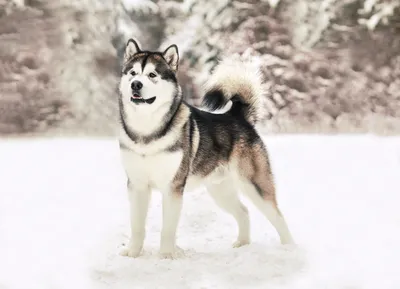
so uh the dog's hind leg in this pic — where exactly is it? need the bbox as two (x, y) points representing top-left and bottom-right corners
(239, 175), (294, 245)
(235, 144), (295, 245)
(206, 180), (250, 247)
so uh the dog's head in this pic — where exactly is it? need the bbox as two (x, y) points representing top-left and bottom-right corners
(119, 39), (180, 110)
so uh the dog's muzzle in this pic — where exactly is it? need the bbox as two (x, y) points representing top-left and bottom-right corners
(130, 80), (156, 104)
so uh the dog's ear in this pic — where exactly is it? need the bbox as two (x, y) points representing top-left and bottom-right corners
(124, 38), (141, 61)
(162, 44), (179, 72)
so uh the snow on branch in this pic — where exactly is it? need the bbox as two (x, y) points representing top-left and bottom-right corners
(358, 0), (400, 30)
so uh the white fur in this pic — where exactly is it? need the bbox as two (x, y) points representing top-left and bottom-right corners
(206, 180), (250, 247)
(160, 192), (183, 258)
(120, 184), (151, 258)
(120, 149), (185, 258)
(121, 150), (183, 192)
(204, 57), (264, 100)
(184, 164), (229, 191)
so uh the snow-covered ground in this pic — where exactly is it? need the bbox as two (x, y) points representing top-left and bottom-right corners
(1, 135), (399, 289)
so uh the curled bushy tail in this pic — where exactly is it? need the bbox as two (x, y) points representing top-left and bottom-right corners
(202, 58), (264, 125)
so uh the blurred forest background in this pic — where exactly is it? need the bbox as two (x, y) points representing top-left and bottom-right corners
(0, 0), (399, 137)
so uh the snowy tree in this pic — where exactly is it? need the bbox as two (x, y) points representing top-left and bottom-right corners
(1, 0), (399, 135)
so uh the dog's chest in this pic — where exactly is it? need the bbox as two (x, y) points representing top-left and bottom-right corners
(121, 150), (183, 191)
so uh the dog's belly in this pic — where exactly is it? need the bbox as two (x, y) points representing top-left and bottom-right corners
(185, 165), (230, 191)
(184, 176), (204, 191)
(121, 150), (183, 192)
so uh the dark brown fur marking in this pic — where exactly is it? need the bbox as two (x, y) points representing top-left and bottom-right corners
(171, 120), (192, 196)
(229, 139), (276, 199)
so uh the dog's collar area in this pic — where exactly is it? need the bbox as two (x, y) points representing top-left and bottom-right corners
(130, 96), (156, 104)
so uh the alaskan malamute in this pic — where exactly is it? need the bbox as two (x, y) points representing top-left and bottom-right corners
(118, 39), (294, 259)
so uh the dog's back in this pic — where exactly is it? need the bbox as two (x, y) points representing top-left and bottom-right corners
(188, 106), (260, 177)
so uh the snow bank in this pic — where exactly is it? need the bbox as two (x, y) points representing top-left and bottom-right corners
(0, 135), (399, 289)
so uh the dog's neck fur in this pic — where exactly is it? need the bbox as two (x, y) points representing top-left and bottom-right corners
(119, 92), (183, 145)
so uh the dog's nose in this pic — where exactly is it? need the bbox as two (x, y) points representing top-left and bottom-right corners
(131, 80), (143, 91)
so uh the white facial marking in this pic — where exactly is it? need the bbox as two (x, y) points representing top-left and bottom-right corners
(142, 63), (157, 77)
(119, 59), (178, 136)
(131, 62), (142, 75)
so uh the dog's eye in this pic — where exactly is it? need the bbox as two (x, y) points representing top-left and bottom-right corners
(130, 71), (136, 76)
(149, 73), (157, 78)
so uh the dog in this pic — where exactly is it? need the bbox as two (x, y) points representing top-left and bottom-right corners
(118, 38), (294, 259)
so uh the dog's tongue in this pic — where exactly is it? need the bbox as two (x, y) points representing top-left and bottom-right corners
(132, 93), (141, 98)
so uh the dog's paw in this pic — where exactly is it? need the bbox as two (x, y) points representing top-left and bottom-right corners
(280, 237), (295, 246)
(119, 245), (143, 258)
(232, 239), (250, 248)
(159, 246), (185, 260)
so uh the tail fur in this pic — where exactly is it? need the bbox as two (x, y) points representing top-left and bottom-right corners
(202, 58), (264, 125)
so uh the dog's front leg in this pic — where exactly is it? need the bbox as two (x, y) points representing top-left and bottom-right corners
(159, 189), (184, 259)
(120, 181), (151, 258)
(159, 124), (191, 259)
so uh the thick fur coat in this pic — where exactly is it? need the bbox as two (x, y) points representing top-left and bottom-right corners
(118, 39), (294, 259)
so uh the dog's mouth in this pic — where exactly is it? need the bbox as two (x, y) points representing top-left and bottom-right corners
(130, 94), (156, 105)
